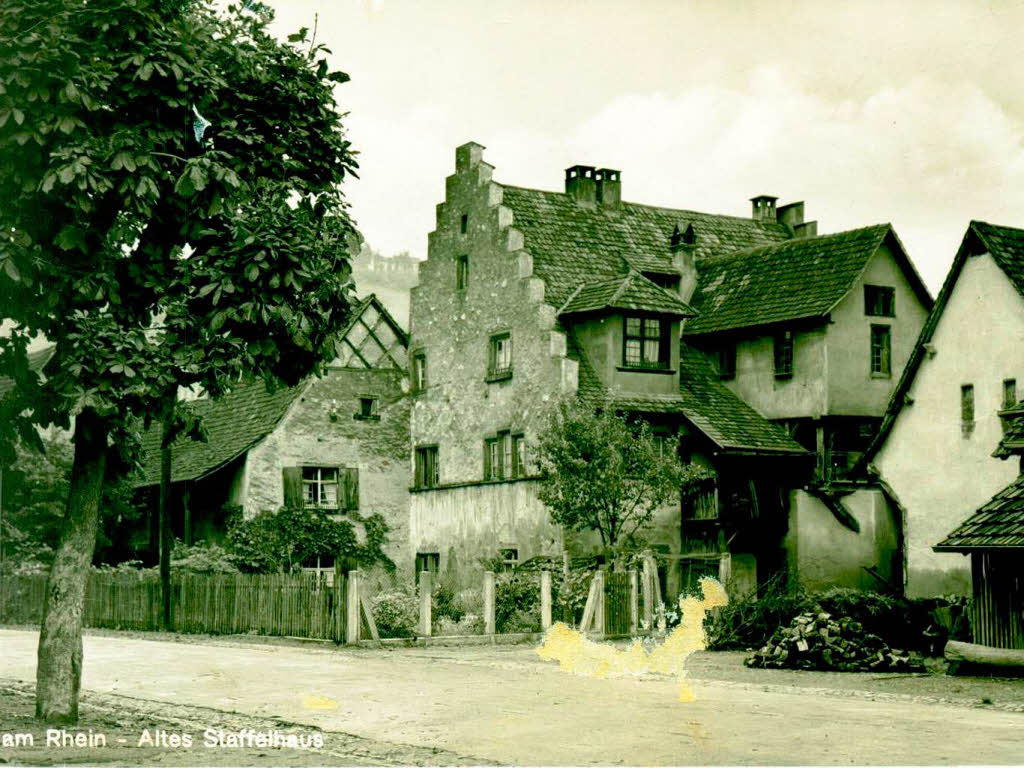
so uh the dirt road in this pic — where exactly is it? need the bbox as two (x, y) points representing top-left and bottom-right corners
(1, 629), (1022, 765)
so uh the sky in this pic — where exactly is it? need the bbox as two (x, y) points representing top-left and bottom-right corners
(268, 0), (1024, 294)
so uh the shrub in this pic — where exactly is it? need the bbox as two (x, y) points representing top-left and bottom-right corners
(433, 582), (465, 624)
(705, 575), (816, 650)
(551, 568), (592, 626)
(170, 541), (238, 574)
(494, 572), (541, 633)
(371, 589), (419, 638)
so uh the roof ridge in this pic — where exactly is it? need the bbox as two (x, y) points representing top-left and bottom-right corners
(498, 182), (791, 227)
(706, 222), (891, 265)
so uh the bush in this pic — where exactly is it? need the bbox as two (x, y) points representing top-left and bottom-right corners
(171, 541), (239, 574)
(551, 568), (592, 625)
(495, 572), (541, 633)
(706, 575), (816, 650)
(371, 589), (419, 638)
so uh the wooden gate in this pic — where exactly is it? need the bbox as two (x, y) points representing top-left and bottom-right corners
(604, 571), (632, 636)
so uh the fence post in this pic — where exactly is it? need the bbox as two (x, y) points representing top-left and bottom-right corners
(346, 568), (361, 644)
(540, 570), (552, 631)
(595, 569), (605, 637)
(642, 552), (654, 631)
(333, 561), (345, 643)
(483, 570), (495, 635)
(419, 570), (432, 637)
(629, 568), (639, 635)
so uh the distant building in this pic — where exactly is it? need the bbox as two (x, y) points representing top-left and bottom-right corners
(864, 221), (1024, 597)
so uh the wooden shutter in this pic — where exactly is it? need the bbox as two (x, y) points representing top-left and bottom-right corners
(483, 440), (491, 480)
(341, 467), (359, 510)
(282, 466), (303, 508)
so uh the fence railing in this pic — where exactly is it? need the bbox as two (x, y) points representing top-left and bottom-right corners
(2, 555), (680, 644)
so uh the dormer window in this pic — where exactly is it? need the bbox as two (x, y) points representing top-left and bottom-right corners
(623, 315), (669, 370)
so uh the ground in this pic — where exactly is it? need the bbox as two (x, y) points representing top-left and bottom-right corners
(1, 628), (1023, 765)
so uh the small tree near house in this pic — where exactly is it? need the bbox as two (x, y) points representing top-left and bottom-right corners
(0, 0), (358, 722)
(536, 401), (710, 549)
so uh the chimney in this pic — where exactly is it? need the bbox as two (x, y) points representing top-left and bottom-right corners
(776, 201), (804, 230)
(596, 168), (621, 207)
(750, 195), (778, 222)
(565, 165), (597, 207)
(670, 223), (699, 304)
(794, 221), (818, 238)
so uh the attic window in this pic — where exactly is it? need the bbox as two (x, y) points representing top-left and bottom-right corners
(623, 315), (669, 370)
(961, 384), (974, 437)
(356, 396), (379, 420)
(460, 213), (468, 234)
(1003, 379), (1017, 410)
(865, 285), (895, 317)
(773, 331), (793, 379)
(456, 255), (469, 291)
(718, 343), (736, 380)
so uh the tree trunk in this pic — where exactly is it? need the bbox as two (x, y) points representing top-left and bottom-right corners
(35, 409), (109, 723)
(159, 402), (174, 631)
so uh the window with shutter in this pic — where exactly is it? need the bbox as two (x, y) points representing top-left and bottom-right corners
(282, 466), (303, 508)
(341, 467), (359, 510)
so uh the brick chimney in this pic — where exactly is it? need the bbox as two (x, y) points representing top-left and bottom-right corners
(750, 195), (778, 222)
(596, 168), (621, 207)
(565, 165), (597, 207)
(670, 223), (699, 304)
(776, 201), (818, 238)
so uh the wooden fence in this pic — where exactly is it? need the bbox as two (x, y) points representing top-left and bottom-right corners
(0, 570), (348, 642)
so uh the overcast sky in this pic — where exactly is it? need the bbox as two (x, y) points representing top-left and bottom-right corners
(267, 0), (1024, 294)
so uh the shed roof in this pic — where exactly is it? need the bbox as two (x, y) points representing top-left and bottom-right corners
(934, 474), (1024, 551)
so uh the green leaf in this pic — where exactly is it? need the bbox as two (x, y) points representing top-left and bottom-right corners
(58, 116), (75, 134)
(245, 263), (259, 282)
(58, 166), (75, 184)
(54, 225), (87, 252)
(2, 259), (19, 282)
(138, 62), (154, 81)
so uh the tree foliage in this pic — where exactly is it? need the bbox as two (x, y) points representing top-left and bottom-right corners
(0, 0), (360, 721)
(536, 401), (711, 548)
(225, 505), (393, 574)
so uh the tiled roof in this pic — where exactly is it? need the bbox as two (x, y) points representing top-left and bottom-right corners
(684, 225), (892, 335)
(0, 345), (56, 398)
(559, 271), (696, 317)
(861, 221), (1024, 470)
(675, 346), (809, 455)
(135, 378), (303, 487)
(994, 405), (1024, 459)
(499, 184), (791, 308)
(568, 331), (806, 456)
(934, 474), (1024, 551)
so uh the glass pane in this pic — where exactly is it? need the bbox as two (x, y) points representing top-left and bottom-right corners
(626, 317), (641, 336)
(302, 467), (318, 480)
(625, 339), (641, 365)
(321, 483), (338, 507)
(643, 339), (660, 363)
(644, 318), (660, 338)
(322, 468), (339, 482)
(304, 483), (317, 505)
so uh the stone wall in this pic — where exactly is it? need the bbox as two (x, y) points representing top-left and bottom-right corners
(240, 367), (411, 570)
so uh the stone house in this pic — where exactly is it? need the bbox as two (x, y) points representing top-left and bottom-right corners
(407, 142), (931, 596)
(131, 294), (412, 571)
(862, 221), (1024, 597)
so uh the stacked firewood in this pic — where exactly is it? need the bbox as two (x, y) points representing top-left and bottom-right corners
(746, 611), (923, 672)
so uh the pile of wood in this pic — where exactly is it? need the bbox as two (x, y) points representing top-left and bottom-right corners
(746, 611), (923, 672)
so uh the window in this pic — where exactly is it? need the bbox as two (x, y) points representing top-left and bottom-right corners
(498, 548), (518, 572)
(414, 445), (439, 488)
(870, 325), (891, 377)
(773, 331), (793, 378)
(459, 213), (468, 234)
(1003, 379), (1017, 410)
(302, 467), (339, 508)
(961, 384), (974, 437)
(415, 552), (440, 574)
(865, 285), (895, 317)
(456, 254), (468, 291)
(411, 349), (427, 393)
(718, 343), (736, 380)
(623, 315), (669, 369)
(355, 396), (379, 420)
(484, 431), (527, 480)
(488, 332), (512, 379)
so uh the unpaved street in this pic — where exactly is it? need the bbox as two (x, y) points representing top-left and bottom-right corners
(1, 629), (1022, 765)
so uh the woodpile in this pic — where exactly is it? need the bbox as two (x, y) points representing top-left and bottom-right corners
(745, 611), (924, 672)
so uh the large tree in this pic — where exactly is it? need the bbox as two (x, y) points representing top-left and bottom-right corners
(536, 401), (710, 549)
(0, 0), (359, 721)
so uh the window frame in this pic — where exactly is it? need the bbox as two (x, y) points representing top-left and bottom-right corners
(870, 324), (891, 378)
(414, 444), (440, 488)
(718, 342), (736, 380)
(1003, 378), (1017, 410)
(459, 213), (468, 235)
(773, 330), (794, 379)
(498, 548), (519, 572)
(355, 395), (380, 420)
(415, 552), (440, 574)
(961, 384), (975, 437)
(621, 314), (670, 370)
(411, 349), (427, 393)
(487, 331), (513, 381)
(456, 254), (469, 291)
(302, 466), (340, 510)
(483, 431), (527, 480)
(864, 285), (896, 317)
